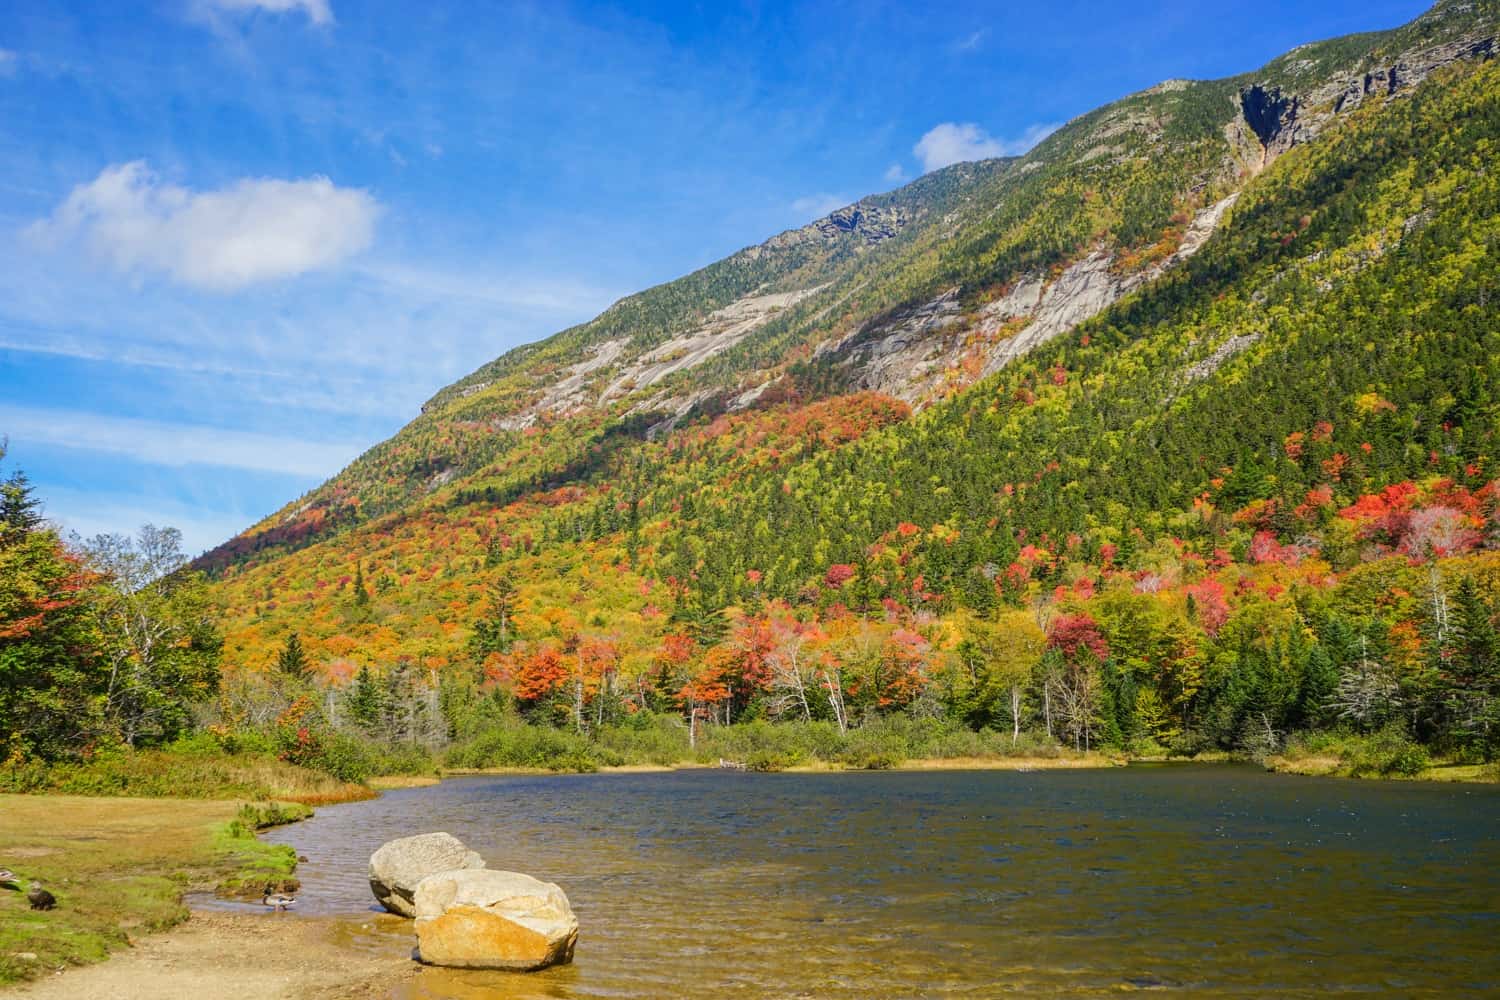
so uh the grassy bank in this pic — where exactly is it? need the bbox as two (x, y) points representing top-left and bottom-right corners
(0, 748), (375, 805)
(0, 795), (305, 985)
(1262, 728), (1500, 782)
(442, 714), (1096, 773)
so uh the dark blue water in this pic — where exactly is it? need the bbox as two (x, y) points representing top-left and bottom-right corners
(266, 764), (1500, 997)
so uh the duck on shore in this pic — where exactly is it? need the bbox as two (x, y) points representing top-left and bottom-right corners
(262, 889), (297, 912)
(28, 883), (56, 911)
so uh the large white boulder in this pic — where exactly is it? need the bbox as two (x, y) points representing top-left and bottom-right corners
(413, 868), (578, 971)
(368, 832), (485, 917)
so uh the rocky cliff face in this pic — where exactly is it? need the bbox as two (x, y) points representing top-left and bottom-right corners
(1235, 24), (1496, 171)
(813, 192), (1242, 406)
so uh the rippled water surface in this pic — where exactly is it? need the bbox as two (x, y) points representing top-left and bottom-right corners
(262, 765), (1500, 997)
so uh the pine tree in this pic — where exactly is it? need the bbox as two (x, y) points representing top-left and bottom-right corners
(1298, 643), (1339, 728)
(1450, 577), (1498, 688)
(468, 575), (518, 657)
(1444, 577), (1499, 756)
(345, 665), (386, 733)
(275, 633), (312, 682)
(0, 468), (43, 537)
(352, 561), (370, 609)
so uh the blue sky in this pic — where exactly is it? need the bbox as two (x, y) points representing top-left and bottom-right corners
(1, 0), (1432, 554)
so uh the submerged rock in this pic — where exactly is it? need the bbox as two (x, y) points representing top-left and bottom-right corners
(413, 868), (578, 971)
(368, 832), (484, 917)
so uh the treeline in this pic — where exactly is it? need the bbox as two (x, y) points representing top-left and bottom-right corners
(0, 451), (220, 760)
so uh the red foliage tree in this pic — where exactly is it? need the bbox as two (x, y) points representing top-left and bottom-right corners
(1048, 613), (1109, 663)
(824, 563), (856, 588)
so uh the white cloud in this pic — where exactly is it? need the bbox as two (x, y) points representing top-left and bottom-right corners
(913, 121), (1061, 173)
(194, 0), (333, 25)
(0, 404), (366, 477)
(790, 192), (849, 222)
(883, 163), (907, 184)
(28, 161), (379, 291)
(954, 30), (987, 52)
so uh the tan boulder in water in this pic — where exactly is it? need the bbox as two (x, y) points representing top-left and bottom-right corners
(368, 832), (485, 917)
(413, 868), (578, 971)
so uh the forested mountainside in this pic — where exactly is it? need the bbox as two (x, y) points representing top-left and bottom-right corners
(194, 1), (1499, 763)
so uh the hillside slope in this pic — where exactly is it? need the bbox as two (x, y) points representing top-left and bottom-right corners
(200, 0), (1496, 574)
(201, 1), (1500, 758)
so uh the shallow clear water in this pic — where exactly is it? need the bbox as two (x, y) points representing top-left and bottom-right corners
(261, 764), (1500, 998)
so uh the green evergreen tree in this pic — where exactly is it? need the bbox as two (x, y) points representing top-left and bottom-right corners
(352, 561), (370, 609)
(344, 665), (386, 733)
(468, 575), (518, 657)
(275, 633), (312, 683)
(1444, 577), (1499, 756)
(0, 467), (43, 535)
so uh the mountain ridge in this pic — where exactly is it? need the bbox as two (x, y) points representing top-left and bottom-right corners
(202, 0), (1495, 577)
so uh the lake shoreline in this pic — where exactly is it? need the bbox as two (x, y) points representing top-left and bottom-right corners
(5, 909), (416, 1000)
(437, 752), (1127, 777)
(0, 794), (303, 990)
(4, 754), (1495, 996)
(1261, 753), (1498, 783)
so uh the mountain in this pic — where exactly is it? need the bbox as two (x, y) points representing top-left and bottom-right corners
(198, 1), (1500, 753)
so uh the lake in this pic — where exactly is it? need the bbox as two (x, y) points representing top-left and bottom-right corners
(263, 764), (1500, 997)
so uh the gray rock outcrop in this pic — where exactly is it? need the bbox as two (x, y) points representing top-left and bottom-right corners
(368, 832), (485, 917)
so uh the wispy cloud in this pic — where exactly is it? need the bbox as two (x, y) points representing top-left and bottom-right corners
(193, 0), (333, 26)
(0, 404), (366, 477)
(790, 192), (849, 222)
(883, 163), (907, 184)
(953, 29), (987, 52)
(913, 121), (1061, 173)
(0, 50), (16, 77)
(27, 161), (379, 291)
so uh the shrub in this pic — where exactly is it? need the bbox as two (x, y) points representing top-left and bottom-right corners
(595, 713), (690, 765)
(1342, 726), (1431, 778)
(840, 722), (909, 769)
(444, 721), (600, 772)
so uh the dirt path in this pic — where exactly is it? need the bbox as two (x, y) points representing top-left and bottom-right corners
(10, 911), (416, 1000)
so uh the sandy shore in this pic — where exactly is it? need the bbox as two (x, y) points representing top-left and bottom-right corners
(9, 911), (415, 1000)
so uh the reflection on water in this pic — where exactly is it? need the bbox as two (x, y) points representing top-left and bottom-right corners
(260, 764), (1500, 997)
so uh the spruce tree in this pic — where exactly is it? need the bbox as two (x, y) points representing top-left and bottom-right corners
(352, 561), (370, 609)
(468, 575), (517, 657)
(1445, 577), (1499, 756)
(275, 633), (312, 682)
(1451, 577), (1498, 688)
(0, 468), (43, 536)
(345, 665), (385, 733)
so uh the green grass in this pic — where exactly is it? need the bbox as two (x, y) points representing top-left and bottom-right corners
(0, 795), (307, 985)
(1270, 728), (1455, 779)
(0, 747), (374, 804)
